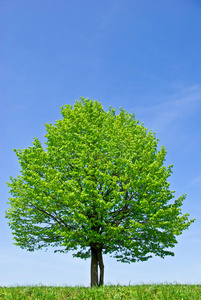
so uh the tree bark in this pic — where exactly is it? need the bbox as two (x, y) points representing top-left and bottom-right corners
(90, 246), (104, 287)
(97, 248), (104, 286)
(91, 246), (98, 287)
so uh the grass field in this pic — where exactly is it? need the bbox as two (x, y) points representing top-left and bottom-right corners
(0, 284), (201, 300)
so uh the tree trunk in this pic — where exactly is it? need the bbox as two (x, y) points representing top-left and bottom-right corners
(90, 246), (104, 287)
(97, 249), (104, 286)
(91, 246), (98, 287)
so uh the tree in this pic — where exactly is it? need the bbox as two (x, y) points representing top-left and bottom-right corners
(6, 98), (194, 287)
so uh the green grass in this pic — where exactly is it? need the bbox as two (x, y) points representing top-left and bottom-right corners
(0, 284), (201, 300)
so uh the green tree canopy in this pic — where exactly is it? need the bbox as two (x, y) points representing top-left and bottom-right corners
(6, 98), (195, 286)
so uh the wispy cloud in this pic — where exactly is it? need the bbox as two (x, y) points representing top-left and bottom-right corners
(188, 175), (201, 187)
(97, 2), (125, 31)
(137, 85), (201, 133)
(77, 2), (124, 45)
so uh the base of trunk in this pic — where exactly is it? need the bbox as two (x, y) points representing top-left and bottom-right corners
(90, 246), (104, 287)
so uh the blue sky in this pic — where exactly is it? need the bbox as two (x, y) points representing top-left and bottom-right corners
(1, 0), (201, 286)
